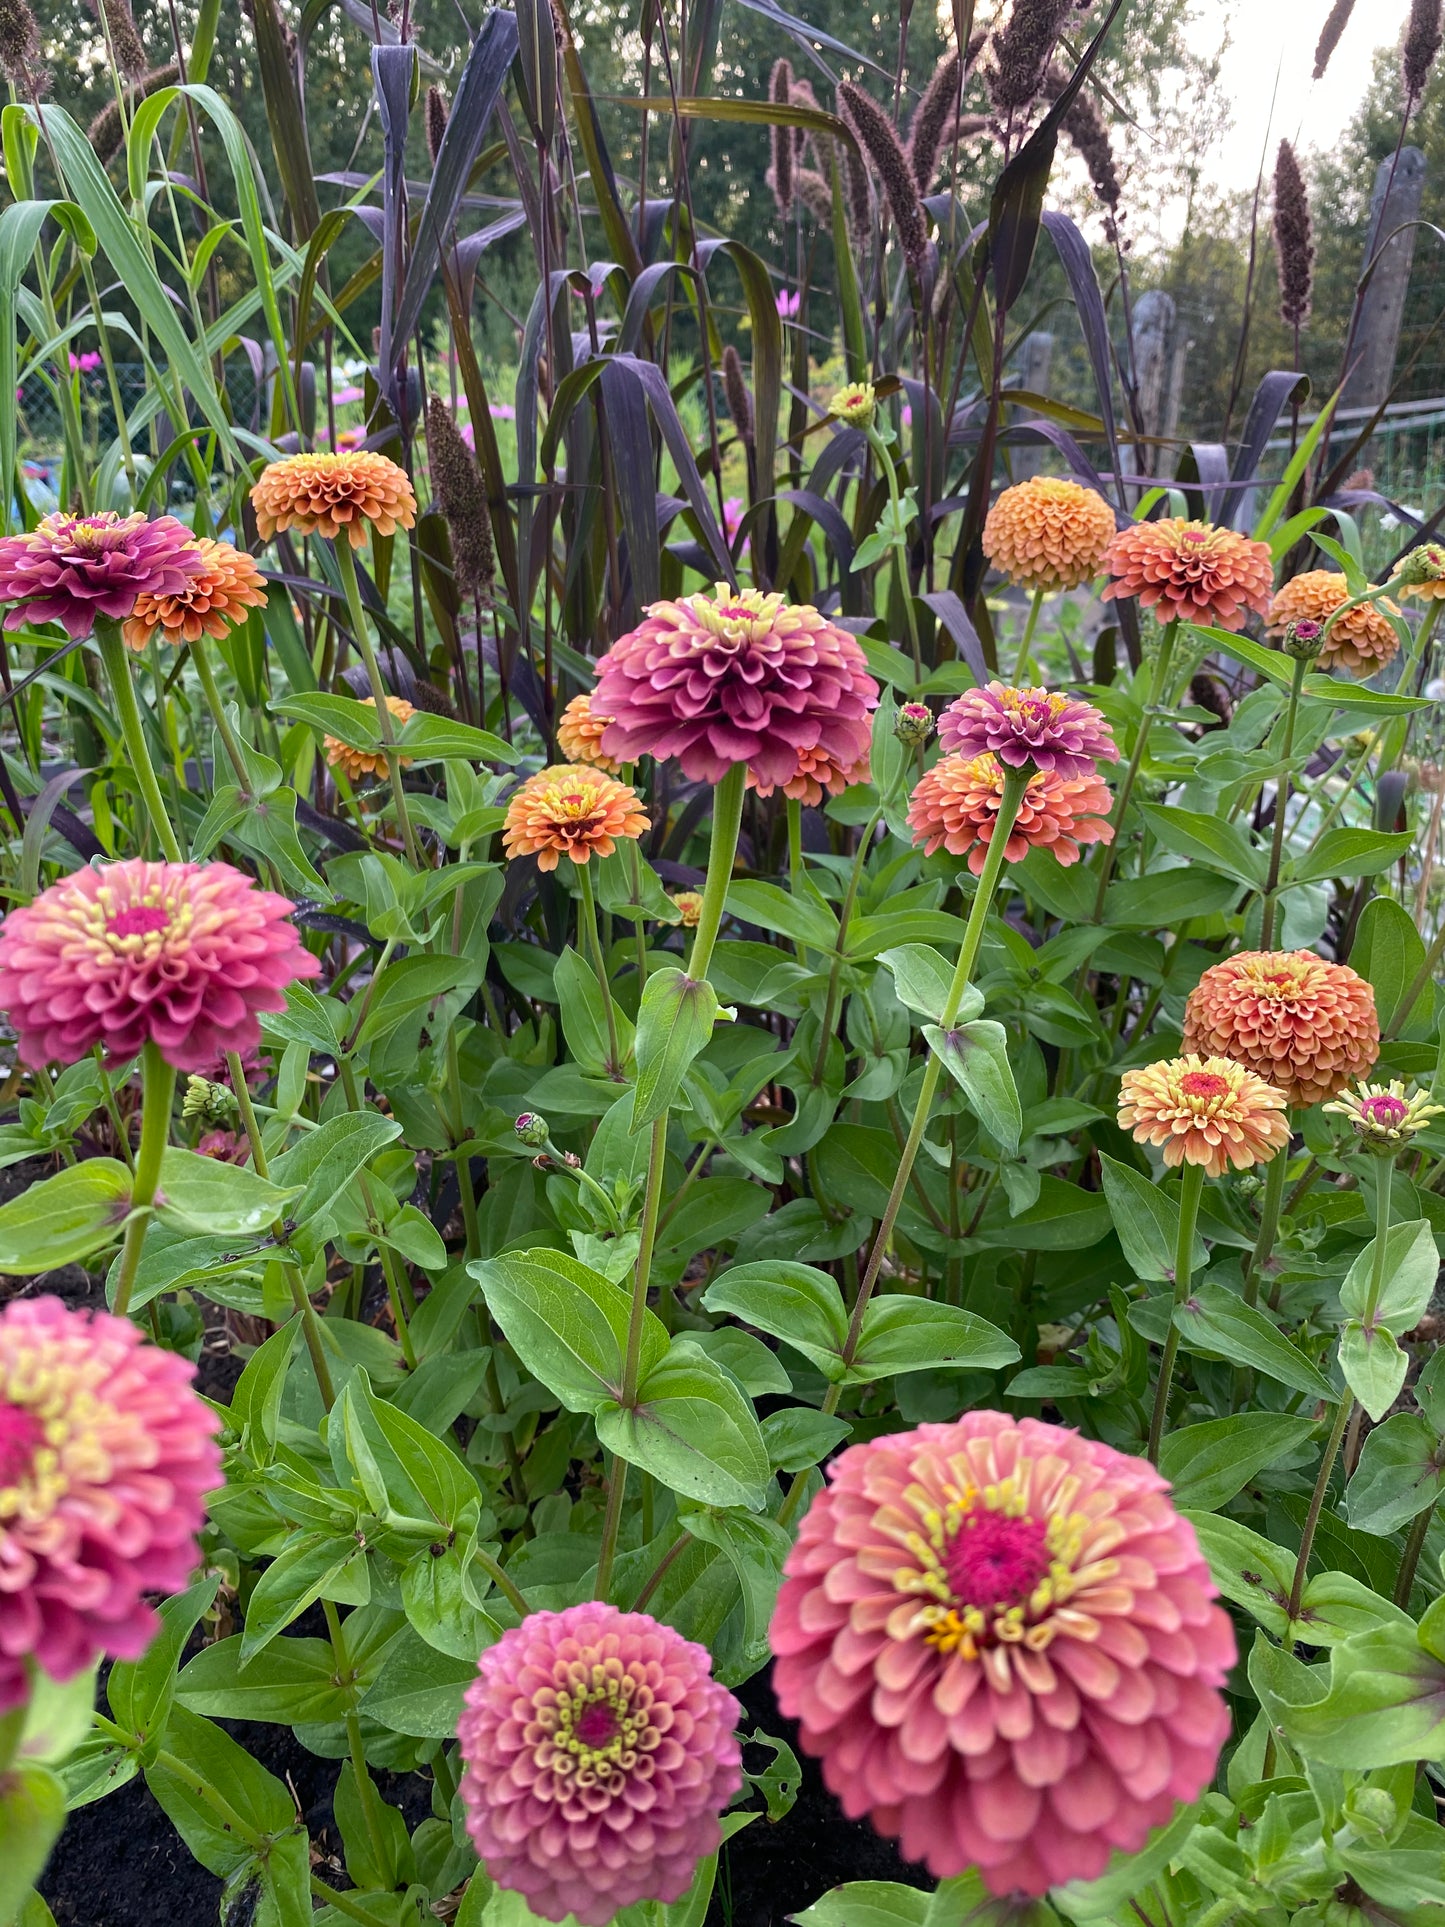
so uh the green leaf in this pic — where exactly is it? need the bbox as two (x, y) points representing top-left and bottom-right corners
(1098, 1154), (1207, 1283)
(598, 1336), (771, 1510)
(0, 1766), (66, 1924)
(155, 1147), (298, 1236)
(878, 945), (982, 1026)
(146, 1706), (296, 1876)
(355, 954), (485, 1051)
(1282, 1624), (1445, 1767)
(401, 1539), (502, 1660)
(1159, 1413), (1319, 1512)
(760, 1408), (852, 1471)
(690, 1327), (792, 1398)
(270, 1113), (404, 1239)
(1187, 1513), (1298, 1638)
(107, 1575), (218, 1759)
(1340, 1219), (1438, 1334)
(555, 946), (627, 1078)
(1346, 1411), (1445, 1536)
(362, 1626), (479, 1738)
(394, 711), (518, 765)
(632, 969), (719, 1129)
(336, 1370), (478, 1527)
(1053, 1803), (1204, 1922)
(923, 1020), (1022, 1154)
(471, 1248), (664, 1413)
(335, 1758), (414, 1892)
(701, 1263), (849, 1380)
(1339, 1323), (1409, 1425)
(1169, 1282), (1335, 1401)
(792, 1885), (932, 1927)
(972, 1177), (1112, 1252)
(178, 1633), (382, 1725)
(1103, 869), (1240, 927)
(1350, 895), (1428, 1033)
(1292, 828), (1415, 886)
(0, 1159), (129, 1272)
(241, 1530), (372, 1661)
(845, 1298), (1019, 1384)
(228, 1315), (301, 1463)
(1139, 805), (1267, 885)
(677, 1509), (790, 1675)
(724, 879), (838, 950)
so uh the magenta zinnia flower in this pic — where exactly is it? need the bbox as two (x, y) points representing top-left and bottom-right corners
(593, 584), (879, 786)
(771, 1413), (1234, 1897)
(457, 1602), (743, 1925)
(937, 681), (1118, 778)
(0, 512), (204, 638)
(0, 1297), (221, 1711)
(0, 858), (319, 1071)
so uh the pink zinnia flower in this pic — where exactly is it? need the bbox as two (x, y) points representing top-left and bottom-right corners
(937, 680), (1118, 778)
(332, 384), (365, 405)
(771, 1412), (1234, 1897)
(0, 512), (204, 639)
(457, 1602), (742, 1925)
(722, 496), (744, 543)
(0, 858), (320, 1071)
(490, 402), (517, 421)
(776, 289), (800, 319)
(0, 1296), (220, 1713)
(68, 351), (102, 374)
(593, 584), (879, 786)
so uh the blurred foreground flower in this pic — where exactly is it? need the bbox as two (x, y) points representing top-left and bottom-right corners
(0, 1297), (220, 1712)
(121, 536), (267, 650)
(770, 1412), (1233, 1895)
(1324, 1079), (1445, 1152)
(556, 692), (620, 773)
(909, 751), (1114, 873)
(1399, 541), (1445, 596)
(1102, 517), (1273, 631)
(1182, 949), (1379, 1107)
(1118, 1053), (1290, 1176)
(593, 584), (878, 787)
(250, 450), (417, 549)
(0, 511), (203, 638)
(671, 890), (704, 927)
(1267, 570), (1400, 678)
(983, 476), (1116, 591)
(0, 858), (319, 1071)
(325, 695), (416, 783)
(457, 1602), (742, 1924)
(938, 680), (1117, 778)
(502, 766), (649, 872)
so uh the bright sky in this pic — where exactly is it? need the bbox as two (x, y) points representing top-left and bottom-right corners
(1189, 0), (1413, 192)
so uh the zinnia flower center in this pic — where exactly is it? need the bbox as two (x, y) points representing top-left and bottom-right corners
(1179, 1070), (1230, 1100)
(546, 1676), (652, 1785)
(945, 1510), (1052, 1612)
(1361, 1095), (1409, 1128)
(575, 1700), (620, 1749)
(108, 904), (171, 939)
(0, 1400), (43, 1491)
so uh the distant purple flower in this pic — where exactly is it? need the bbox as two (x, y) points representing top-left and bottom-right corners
(937, 680), (1119, 779)
(332, 384), (364, 405)
(723, 496), (744, 543)
(68, 352), (102, 374)
(902, 404), (913, 429)
(489, 402), (516, 422)
(776, 288), (800, 320)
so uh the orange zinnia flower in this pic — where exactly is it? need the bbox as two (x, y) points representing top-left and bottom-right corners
(324, 696), (416, 784)
(1182, 949), (1380, 1108)
(1118, 1054), (1290, 1177)
(121, 537), (268, 651)
(748, 745), (870, 806)
(250, 451), (417, 550)
(1267, 570), (1399, 678)
(982, 477), (1116, 591)
(1101, 517), (1274, 632)
(556, 692), (620, 773)
(502, 765), (650, 871)
(907, 751), (1114, 875)
(671, 890), (704, 927)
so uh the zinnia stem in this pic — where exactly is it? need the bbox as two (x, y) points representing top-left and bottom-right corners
(1242, 1131), (1291, 1310)
(575, 862), (622, 1075)
(1090, 618), (1179, 920)
(865, 424), (922, 677)
(1394, 1499), (1435, 1610)
(1259, 654), (1307, 951)
(1285, 1388), (1353, 1634)
(332, 537), (423, 870)
(110, 1040), (177, 1319)
(1364, 1156), (1394, 1329)
(95, 622), (184, 863)
(811, 810), (882, 1086)
(1013, 587), (1045, 684)
(1146, 1158), (1205, 1462)
(187, 631), (252, 790)
(323, 1599), (395, 1876)
(685, 761), (747, 985)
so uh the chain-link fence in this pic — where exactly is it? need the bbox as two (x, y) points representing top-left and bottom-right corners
(16, 361), (262, 478)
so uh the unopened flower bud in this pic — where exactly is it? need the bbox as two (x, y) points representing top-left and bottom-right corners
(1345, 1786), (1398, 1841)
(515, 1112), (550, 1148)
(1322, 1080), (1444, 1153)
(831, 381), (877, 429)
(182, 1075), (239, 1126)
(894, 700), (934, 747)
(1399, 542), (1445, 587)
(1281, 616), (1324, 661)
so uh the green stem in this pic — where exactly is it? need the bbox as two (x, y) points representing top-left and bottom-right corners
(1259, 654), (1307, 951)
(865, 423), (922, 677)
(1013, 587), (1045, 684)
(1091, 620), (1179, 920)
(324, 1599), (395, 1886)
(96, 623), (184, 862)
(593, 1454), (628, 1605)
(312, 1878), (393, 1926)
(332, 537), (423, 868)
(1394, 1500), (1436, 1611)
(811, 811), (882, 1086)
(785, 797), (807, 964)
(227, 1049), (337, 1408)
(684, 762), (747, 985)
(377, 1238), (419, 1370)
(1286, 1390), (1353, 1633)
(1363, 1159), (1395, 1329)
(187, 631), (251, 789)
(110, 1040), (177, 1318)
(472, 1542), (531, 1618)
(1242, 1135), (1290, 1309)
(1147, 1159), (1205, 1461)
(576, 862), (622, 1074)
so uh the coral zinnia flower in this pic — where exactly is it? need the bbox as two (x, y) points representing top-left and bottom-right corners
(909, 752), (1114, 874)
(671, 891), (704, 927)
(592, 584), (879, 787)
(502, 765), (650, 872)
(457, 1602), (742, 1925)
(0, 1296), (220, 1713)
(1117, 1053), (1290, 1176)
(1101, 517), (1274, 631)
(749, 745), (870, 805)
(937, 680), (1117, 778)
(0, 858), (319, 1071)
(1182, 949), (1380, 1108)
(983, 477), (1117, 591)
(770, 1412), (1234, 1897)
(1267, 570), (1400, 678)
(556, 692), (621, 773)
(0, 511), (205, 639)
(250, 451), (417, 549)
(120, 537), (268, 651)
(324, 695), (416, 784)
